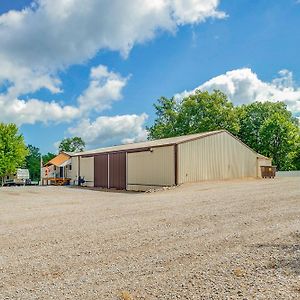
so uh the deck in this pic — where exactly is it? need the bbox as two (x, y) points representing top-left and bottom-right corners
(42, 177), (71, 186)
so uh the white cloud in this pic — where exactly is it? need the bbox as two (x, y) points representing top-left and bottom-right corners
(78, 65), (129, 113)
(0, 60), (61, 98)
(176, 68), (300, 115)
(0, 0), (224, 126)
(0, 95), (79, 125)
(0, 64), (128, 125)
(2, 0), (224, 65)
(68, 113), (149, 148)
(171, 0), (227, 24)
(0, 0), (224, 93)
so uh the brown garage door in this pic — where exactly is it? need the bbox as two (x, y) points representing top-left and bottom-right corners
(109, 152), (126, 190)
(94, 154), (108, 188)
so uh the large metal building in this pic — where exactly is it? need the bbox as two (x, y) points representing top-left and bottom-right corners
(70, 130), (272, 191)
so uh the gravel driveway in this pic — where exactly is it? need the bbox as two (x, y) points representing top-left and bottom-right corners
(0, 178), (299, 299)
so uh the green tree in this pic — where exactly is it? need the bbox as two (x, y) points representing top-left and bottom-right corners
(42, 152), (56, 164)
(148, 96), (179, 139)
(293, 145), (300, 170)
(58, 137), (85, 152)
(148, 91), (300, 170)
(237, 102), (300, 170)
(0, 123), (28, 185)
(25, 145), (41, 182)
(259, 113), (299, 170)
(148, 90), (239, 139)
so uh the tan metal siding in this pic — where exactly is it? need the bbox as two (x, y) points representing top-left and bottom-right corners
(80, 156), (94, 187)
(65, 166), (72, 179)
(127, 146), (175, 187)
(70, 156), (79, 183)
(178, 131), (258, 184)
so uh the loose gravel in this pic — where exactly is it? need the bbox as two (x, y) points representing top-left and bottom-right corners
(0, 177), (299, 299)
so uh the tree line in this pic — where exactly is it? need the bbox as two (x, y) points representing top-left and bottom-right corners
(0, 125), (85, 183)
(148, 90), (300, 170)
(1, 89), (299, 183)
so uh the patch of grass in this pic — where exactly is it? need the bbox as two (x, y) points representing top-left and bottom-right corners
(233, 268), (245, 277)
(120, 291), (133, 300)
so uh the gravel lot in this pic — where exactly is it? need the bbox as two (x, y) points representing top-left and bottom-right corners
(0, 178), (299, 299)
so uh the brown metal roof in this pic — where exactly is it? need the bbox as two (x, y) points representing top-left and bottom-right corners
(73, 130), (224, 156)
(44, 152), (71, 167)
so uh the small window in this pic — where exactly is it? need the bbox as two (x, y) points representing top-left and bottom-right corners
(69, 165), (72, 171)
(7, 176), (9, 179)
(54, 166), (56, 171)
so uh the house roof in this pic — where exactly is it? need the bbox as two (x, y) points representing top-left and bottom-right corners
(73, 130), (224, 156)
(44, 152), (72, 167)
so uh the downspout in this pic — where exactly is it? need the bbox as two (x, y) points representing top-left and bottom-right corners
(174, 144), (178, 186)
(125, 152), (128, 190)
(78, 156), (81, 185)
(107, 154), (110, 189)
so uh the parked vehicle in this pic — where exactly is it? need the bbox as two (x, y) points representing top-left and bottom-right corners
(4, 169), (31, 186)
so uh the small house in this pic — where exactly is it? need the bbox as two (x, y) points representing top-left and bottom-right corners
(42, 152), (73, 185)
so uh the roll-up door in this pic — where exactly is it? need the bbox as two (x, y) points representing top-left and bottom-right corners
(94, 154), (108, 188)
(109, 152), (126, 189)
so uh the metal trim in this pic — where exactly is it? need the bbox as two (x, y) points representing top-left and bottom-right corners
(107, 153), (110, 189)
(127, 183), (174, 187)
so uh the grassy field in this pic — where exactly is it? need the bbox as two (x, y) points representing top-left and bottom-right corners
(0, 178), (299, 299)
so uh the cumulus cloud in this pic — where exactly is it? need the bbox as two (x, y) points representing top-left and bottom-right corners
(0, 0), (224, 126)
(176, 68), (300, 115)
(0, 0), (226, 147)
(78, 65), (129, 113)
(0, 95), (79, 125)
(0, 64), (128, 125)
(68, 113), (149, 148)
(0, 0), (224, 93)
(0, 0), (225, 67)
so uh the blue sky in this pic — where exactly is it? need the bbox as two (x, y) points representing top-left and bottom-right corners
(0, 0), (299, 153)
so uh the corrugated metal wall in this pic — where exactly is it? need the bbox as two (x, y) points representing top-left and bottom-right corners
(80, 156), (94, 187)
(65, 166), (71, 179)
(70, 156), (79, 183)
(94, 154), (108, 188)
(127, 146), (175, 189)
(178, 132), (258, 184)
(109, 152), (126, 189)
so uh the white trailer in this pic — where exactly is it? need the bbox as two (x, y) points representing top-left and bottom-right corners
(4, 169), (30, 186)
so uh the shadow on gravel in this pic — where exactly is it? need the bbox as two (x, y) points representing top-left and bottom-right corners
(255, 231), (300, 275)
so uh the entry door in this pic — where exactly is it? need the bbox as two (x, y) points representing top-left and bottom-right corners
(109, 152), (126, 190)
(59, 167), (64, 178)
(94, 154), (108, 188)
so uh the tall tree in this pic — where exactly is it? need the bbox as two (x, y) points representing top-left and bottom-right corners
(148, 96), (179, 139)
(0, 123), (28, 185)
(293, 145), (300, 170)
(42, 152), (56, 164)
(148, 91), (300, 171)
(237, 102), (300, 170)
(58, 137), (85, 152)
(25, 145), (41, 182)
(148, 90), (239, 139)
